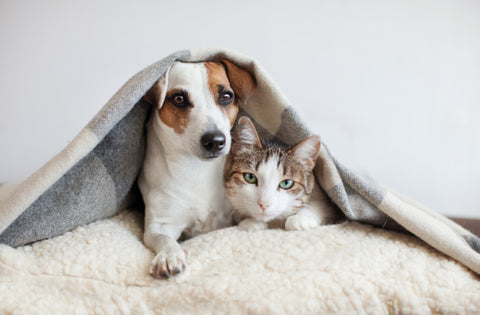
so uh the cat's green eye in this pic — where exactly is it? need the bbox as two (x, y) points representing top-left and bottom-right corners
(279, 179), (294, 190)
(243, 173), (257, 184)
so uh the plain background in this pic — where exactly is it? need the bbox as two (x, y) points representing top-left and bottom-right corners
(0, 0), (479, 217)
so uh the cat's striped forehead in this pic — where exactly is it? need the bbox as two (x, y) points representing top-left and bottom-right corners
(230, 142), (306, 180)
(254, 145), (285, 171)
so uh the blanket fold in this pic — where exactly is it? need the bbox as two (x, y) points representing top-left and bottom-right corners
(1, 48), (479, 275)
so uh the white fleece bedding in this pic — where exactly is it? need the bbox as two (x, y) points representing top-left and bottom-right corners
(0, 209), (478, 314)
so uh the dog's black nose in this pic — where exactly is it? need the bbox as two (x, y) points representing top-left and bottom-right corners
(201, 131), (226, 152)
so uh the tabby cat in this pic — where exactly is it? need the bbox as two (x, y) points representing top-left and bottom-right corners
(224, 116), (338, 231)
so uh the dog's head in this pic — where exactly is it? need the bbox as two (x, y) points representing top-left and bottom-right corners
(144, 60), (256, 160)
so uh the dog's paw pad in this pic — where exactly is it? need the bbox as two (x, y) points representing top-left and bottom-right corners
(150, 249), (186, 279)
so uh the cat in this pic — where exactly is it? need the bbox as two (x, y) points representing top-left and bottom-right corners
(224, 116), (339, 231)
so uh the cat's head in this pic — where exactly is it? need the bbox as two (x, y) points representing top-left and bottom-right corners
(225, 116), (321, 222)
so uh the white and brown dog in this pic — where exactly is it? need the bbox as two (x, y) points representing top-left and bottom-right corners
(139, 60), (256, 278)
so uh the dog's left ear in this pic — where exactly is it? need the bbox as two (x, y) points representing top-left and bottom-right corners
(220, 59), (257, 104)
(143, 69), (170, 109)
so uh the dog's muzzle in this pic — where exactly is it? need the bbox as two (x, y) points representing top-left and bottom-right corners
(201, 130), (226, 158)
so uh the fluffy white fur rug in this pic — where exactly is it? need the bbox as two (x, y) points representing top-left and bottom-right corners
(0, 209), (478, 314)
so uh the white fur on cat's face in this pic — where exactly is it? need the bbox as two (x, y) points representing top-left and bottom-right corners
(228, 157), (303, 222)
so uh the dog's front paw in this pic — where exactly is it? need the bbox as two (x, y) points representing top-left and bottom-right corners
(238, 218), (268, 231)
(285, 213), (319, 231)
(150, 245), (186, 279)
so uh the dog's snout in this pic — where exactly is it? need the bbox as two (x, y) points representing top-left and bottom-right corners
(201, 131), (226, 153)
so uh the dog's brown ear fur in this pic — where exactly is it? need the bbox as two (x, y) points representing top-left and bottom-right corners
(143, 74), (168, 109)
(143, 81), (160, 105)
(220, 59), (257, 104)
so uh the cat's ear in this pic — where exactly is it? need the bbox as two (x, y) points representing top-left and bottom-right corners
(289, 135), (321, 170)
(233, 116), (262, 150)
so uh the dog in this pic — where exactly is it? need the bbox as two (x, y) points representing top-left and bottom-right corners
(139, 59), (256, 278)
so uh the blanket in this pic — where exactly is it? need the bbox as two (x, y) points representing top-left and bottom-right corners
(0, 208), (478, 313)
(0, 47), (479, 280)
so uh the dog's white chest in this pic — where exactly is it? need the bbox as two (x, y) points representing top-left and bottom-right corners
(175, 161), (232, 237)
(140, 142), (233, 239)
(183, 192), (232, 238)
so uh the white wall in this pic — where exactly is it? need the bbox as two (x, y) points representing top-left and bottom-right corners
(0, 0), (479, 217)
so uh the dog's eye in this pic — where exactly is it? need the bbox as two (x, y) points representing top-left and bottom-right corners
(174, 95), (184, 104)
(219, 91), (234, 105)
(170, 92), (190, 108)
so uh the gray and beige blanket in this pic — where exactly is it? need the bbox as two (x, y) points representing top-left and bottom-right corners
(1, 48), (479, 280)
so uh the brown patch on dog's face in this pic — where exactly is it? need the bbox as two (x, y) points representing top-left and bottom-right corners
(158, 88), (192, 134)
(204, 61), (239, 127)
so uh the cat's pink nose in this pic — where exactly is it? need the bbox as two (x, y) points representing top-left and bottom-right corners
(258, 201), (270, 211)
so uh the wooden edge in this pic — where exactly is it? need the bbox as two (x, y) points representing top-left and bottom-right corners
(450, 217), (480, 237)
